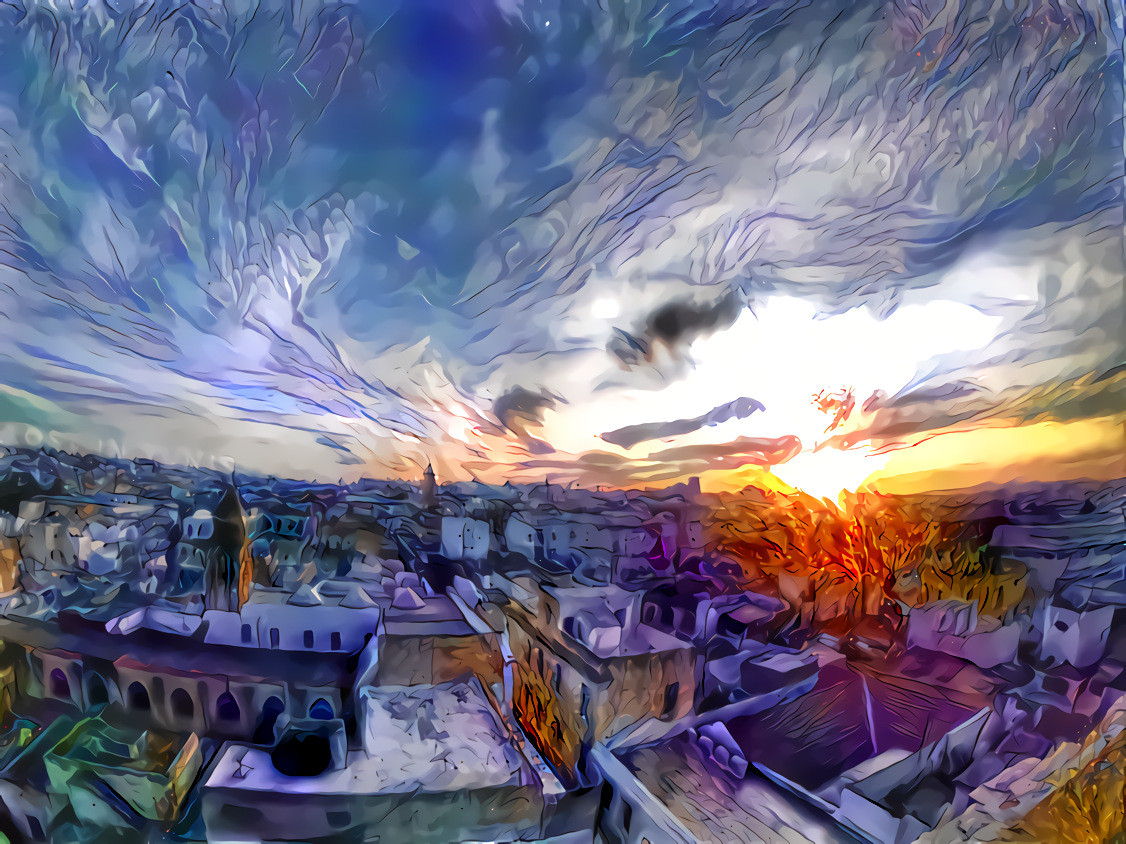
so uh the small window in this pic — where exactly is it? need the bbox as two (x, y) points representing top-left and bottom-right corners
(1042, 675), (1068, 695)
(221, 805), (264, 825)
(303, 630), (314, 648)
(87, 675), (108, 706)
(217, 691), (240, 721)
(330, 631), (341, 651)
(49, 668), (69, 699)
(171, 687), (194, 719)
(241, 623), (253, 643)
(270, 628), (280, 648)
(127, 682), (150, 711)
(662, 681), (680, 718)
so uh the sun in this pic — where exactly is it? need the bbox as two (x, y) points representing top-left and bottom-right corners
(769, 444), (891, 503)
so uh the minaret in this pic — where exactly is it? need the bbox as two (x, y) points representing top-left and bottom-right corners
(204, 483), (248, 612)
(420, 463), (438, 509)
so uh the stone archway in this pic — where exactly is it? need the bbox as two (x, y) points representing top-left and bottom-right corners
(49, 668), (69, 699)
(216, 690), (240, 722)
(170, 687), (194, 720)
(252, 695), (285, 744)
(85, 673), (109, 707)
(127, 681), (150, 711)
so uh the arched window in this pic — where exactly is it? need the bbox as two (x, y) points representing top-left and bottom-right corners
(170, 687), (194, 719)
(309, 698), (334, 720)
(86, 674), (108, 706)
(216, 691), (241, 721)
(253, 695), (285, 744)
(662, 682), (680, 719)
(127, 681), (150, 711)
(49, 668), (69, 699)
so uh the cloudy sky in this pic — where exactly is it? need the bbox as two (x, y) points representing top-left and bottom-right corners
(0, 0), (1121, 494)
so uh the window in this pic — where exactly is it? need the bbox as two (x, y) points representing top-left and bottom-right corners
(171, 687), (194, 719)
(309, 698), (334, 720)
(270, 628), (280, 648)
(253, 696), (285, 744)
(221, 806), (264, 825)
(49, 668), (69, 699)
(216, 691), (240, 721)
(241, 623), (253, 643)
(1042, 675), (1068, 695)
(303, 630), (314, 648)
(127, 682), (150, 711)
(662, 681), (680, 719)
(553, 663), (562, 694)
(86, 675), (108, 706)
(330, 631), (341, 651)
(536, 648), (544, 676)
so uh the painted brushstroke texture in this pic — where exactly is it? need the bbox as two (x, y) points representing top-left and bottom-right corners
(601, 397), (765, 450)
(0, 0), (1120, 491)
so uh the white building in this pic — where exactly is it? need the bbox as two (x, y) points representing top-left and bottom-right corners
(503, 515), (537, 559)
(1036, 603), (1114, 668)
(202, 586), (382, 654)
(440, 516), (491, 562)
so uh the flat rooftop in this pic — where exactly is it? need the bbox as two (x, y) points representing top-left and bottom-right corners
(206, 679), (534, 796)
(623, 732), (856, 844)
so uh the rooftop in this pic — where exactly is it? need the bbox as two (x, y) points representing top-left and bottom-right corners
(620, 731), (855, 844)
(206, 679), (536, 796)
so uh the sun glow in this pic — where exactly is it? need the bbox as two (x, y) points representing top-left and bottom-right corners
(771, 445), (890, 503)
(538, 295), (1004, 495)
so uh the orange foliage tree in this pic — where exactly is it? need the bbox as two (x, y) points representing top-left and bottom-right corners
(704, 488), (943, 636)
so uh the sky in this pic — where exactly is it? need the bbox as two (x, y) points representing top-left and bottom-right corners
(0, 0), (1122, 496)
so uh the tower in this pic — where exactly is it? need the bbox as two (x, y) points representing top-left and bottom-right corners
(202, 483), (250, 612)
(420, 463), (437, 509)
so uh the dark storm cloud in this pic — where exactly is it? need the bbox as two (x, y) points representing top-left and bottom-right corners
(608, 291), (743, 367)
(494, 387), (556, 431)
(601, 397), (765, 449)
(493, 386), (557, 454)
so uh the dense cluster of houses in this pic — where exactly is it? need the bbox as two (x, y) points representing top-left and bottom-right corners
(0, 445), (1121, 842)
